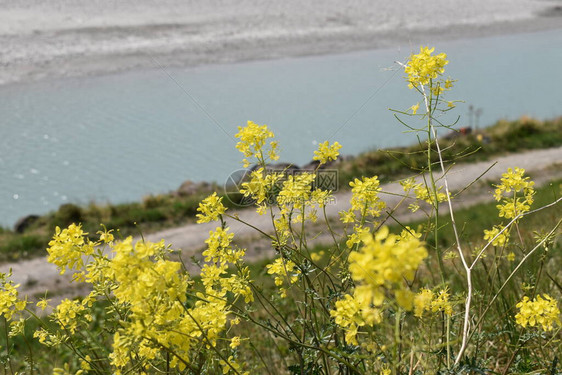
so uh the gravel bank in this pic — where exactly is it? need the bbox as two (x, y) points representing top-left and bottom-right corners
(1, 0), (561, 85)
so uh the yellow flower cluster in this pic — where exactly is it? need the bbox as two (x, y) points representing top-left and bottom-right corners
(483, 168), (535, 247)
(515, 294), (560, 331)
(240, 167), (284, 215)
(494, 167), (535, 200)
(274, 172), (333, 245)
(106, 237), (194, 370)
(404, 46), (449, 89)
(401, 178), (448, 212)
(349, 227), (426, 287)
(483, 225), (510, 247)
(235, 120), (279, 167)
(199, 226), (253, 298)
(341, 176), (386, 224)
(276, 173), (316, 210)
(0, 273), (26, 321)
(330, 294), (365, 345)
(53, 298), (90, 334)
(313, 141), (342, 165)
(46, 223), (94, 277)
(414, 288), (453, 318)
(36, 222), (252, 373)
(203, 227), (241, 263)
(196, 192), (227, 223)
(414, 184), (447, 207)
(266, 257), (301, 297)
(493, 167), (535, 219)
(331, 227), (427, 344)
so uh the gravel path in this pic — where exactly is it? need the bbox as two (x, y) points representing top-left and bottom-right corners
(2, 146), (561, 301)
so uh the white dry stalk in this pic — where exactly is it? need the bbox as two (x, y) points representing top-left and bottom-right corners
(470, 212), (561, 337)
(419, 84), (472, 365)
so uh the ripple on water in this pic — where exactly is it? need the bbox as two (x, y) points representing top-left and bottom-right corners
(1, 29), (561, 227)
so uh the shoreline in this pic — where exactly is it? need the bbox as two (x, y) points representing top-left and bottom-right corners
(1, 1), (562, 87)
(3, 145), (562, 302)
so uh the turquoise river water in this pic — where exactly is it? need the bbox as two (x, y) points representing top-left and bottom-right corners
(1, 29), (561, 227)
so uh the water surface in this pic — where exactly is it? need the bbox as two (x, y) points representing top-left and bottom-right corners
(1, 29), (561, 227)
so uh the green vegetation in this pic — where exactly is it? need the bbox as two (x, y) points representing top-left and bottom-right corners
(339, 116), (562, 185)
(0, 45), (561, 374)
(1, 182), (559, 373)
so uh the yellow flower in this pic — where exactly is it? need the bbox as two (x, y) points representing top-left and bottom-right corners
(202, 227), (243, 264)
(196, 192), (227, 223)
(431, 289), (453, 316)
(277, 173), (315, 204)
(493, 168), (535, 217)
(494, 168), (535, 200)
(414, 183), (447, 206)
(395, 289), (414, 311)
(266, 258), (300, 286)
(230, 336), (241, 349)
(349, 226), (427, 287)
(80, 355), (92, 371)
(36, 298), (50, 311)
(235, 121), (279, 166)
(331, 226), (428, 343)
(341, 176), (386, 222)
(515, 294), (560, 331)
(400, 177), (416, 192)
(0, 275), (27, 321)
(46, 224), (94, 276)
(240, 167), (284, 213)
(54, 299), (86, 334)
(330, 294), (364, 345)
(414, 289), (434, 318)
(97, 226), (114, 244)
(414, 288), (453, 317)
(404, 46), (449, 89)
(409, 102), (420, 114)
(483, 225), (510, 247)
(313, 141), (342, 164)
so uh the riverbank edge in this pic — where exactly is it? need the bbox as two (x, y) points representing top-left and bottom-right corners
(2, 16), (562, 88)
(1, 115), (561, 263)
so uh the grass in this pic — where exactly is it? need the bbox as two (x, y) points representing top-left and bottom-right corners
(230, 179), (561, 374)
(0, 116), (560, 262)
(338, 115), (562, 185)
(4, 181), (558, 373)
(1, 122), (560, 374)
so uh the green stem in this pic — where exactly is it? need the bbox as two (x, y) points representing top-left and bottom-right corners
(393, 308), (402, 375)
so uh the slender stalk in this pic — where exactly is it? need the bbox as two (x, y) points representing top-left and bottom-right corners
(393, 308), (402, 375)
(419, 83), (473, 364)
(446, 315), (451, 370)
(470, 219), (561, 338)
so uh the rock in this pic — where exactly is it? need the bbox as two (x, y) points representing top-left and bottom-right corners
(301, 155), (354, 170)
(177, 180), (212, 197)
(301, 160), (321, 171)
(14, 214), (40, 233)
(264, 162), (300, 174)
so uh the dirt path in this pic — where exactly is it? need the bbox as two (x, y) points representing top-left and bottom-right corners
(2, 146), (561, 301)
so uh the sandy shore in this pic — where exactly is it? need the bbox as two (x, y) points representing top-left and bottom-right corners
(1, 0), (561, 86)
